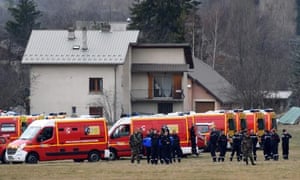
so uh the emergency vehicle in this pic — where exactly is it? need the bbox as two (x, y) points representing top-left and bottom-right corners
(108, 114), (203, 160)
(0, 116), (24, 141)
(6, 118), (109, 163)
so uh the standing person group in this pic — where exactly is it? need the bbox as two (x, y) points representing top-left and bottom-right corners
(261, 129), (281, 161)
(130, 127), (292, 164)
(136, 126), (182, 165)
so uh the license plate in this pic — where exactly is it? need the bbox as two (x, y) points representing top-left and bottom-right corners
(8, 156), (14, 160)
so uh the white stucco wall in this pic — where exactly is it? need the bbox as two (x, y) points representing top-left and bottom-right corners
(30, 65), (118, 116)
(132, 48), (185, 64)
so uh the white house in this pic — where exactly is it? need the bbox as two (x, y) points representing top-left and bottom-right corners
(22, 27), (194, 121)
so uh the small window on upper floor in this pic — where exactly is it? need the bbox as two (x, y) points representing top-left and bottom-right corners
(89, 78), (103, 93)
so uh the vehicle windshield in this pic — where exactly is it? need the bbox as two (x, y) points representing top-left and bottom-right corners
(197, 125), (209, 134)
(19, 126), (41, 140)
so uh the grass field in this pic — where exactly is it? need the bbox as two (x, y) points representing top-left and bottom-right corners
(1, 124), (299, 180)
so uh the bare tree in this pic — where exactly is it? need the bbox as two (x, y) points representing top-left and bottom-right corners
(91, 89), (116, 124)
(197, 0), (293, 109)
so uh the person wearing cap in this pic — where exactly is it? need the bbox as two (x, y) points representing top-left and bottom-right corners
(270, 129), (280, 160)
(281, 129), (292, 160)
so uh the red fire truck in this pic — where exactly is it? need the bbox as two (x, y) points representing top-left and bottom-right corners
(6, 118), (109, 163)
(108, 114), (204, 160)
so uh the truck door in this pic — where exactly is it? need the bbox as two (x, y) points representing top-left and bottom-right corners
(35, 127), (58, 161)
(109, 124), (131, 158)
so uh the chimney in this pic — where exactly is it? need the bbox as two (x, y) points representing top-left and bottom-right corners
(82, 27), (88, 50)
(67, 27), (75, 40)
(100, 22), (111, 32)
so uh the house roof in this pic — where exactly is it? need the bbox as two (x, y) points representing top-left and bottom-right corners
(188, 58), (237, 104)
(132, 43), (194, 69)
(264, 91), (292, 99)
(22, 30), (139, 64)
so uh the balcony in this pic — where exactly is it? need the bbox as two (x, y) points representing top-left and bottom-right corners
(131, 88), (184, 102)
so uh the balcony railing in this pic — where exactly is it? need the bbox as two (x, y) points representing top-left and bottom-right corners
(131, 89), (184, 101)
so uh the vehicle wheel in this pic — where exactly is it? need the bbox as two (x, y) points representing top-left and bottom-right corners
(1, 151), (8, 164)
(73, 159), (84, 162)
(109, 150), (117, 161)
(88, 151), (100, 162)
(26, 153), (38, 164)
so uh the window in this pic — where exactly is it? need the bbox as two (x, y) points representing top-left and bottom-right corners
(38, 127), (53, 142)
(197, 125), (209, 134)
(228, 119), (236, 131)
(158, 103), (173, 114)
(240, 119), (247, 130)
(89, 106), (103, 117)
(257, 119), (265, 130)
(112, 125), (130, 138)
(89, 78), (103, 93)
(1, 123), (16, 133)
(153, 73), (173, 97)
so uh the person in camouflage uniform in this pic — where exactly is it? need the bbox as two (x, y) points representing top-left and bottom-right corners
(130, 128), (143, 164)
(241, 130), (256, 165)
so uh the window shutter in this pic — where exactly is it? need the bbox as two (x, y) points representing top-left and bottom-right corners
(173, 73), (182, 99)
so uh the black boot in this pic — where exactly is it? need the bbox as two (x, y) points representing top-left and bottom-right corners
(250, 157), (256, 165)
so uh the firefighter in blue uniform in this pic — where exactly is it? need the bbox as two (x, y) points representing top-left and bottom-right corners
(209, 127), (219, 162)
(150, 129), (160, 164)
(261, 130), (272, 160)
(160, 129), (172, 164)
(143, 129), (152, 164)
(281, 129), (292, 160)
(230, 130), (242, 161)
(270, 129), (280, 161)
(171, 130), (182, 163)
(217, 130), (227, 162)
(189, 124), (198, 156)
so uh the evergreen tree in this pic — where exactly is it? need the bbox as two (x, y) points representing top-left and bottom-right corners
(128, 0), (200, 43)
(5, 0), (41, 47)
